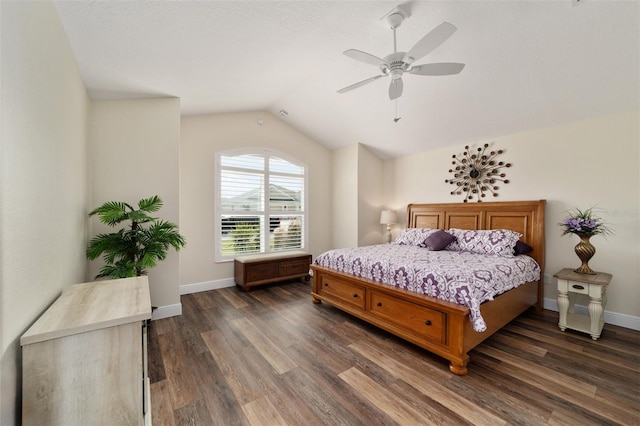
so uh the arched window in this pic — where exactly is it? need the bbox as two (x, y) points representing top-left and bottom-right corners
(215, 148), (307, 261)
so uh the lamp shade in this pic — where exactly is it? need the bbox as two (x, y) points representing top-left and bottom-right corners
(380, 210), (398, 225)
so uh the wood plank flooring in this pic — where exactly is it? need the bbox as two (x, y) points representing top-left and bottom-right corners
(148, 281), (640, 425)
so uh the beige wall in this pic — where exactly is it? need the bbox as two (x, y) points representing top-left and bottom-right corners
(383, 110), (640, 325)
(331, 144), (358, 248)
(357, 144), (385, 246)
(179, 111), (331, 287)
(88, 98), (181, 310)
(331, 143), (386, 248)
(0, 1), (90, 424)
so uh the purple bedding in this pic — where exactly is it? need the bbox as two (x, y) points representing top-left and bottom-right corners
(313, 244), (541, 332)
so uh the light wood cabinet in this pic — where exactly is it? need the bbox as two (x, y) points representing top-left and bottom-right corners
(234, 251), (311, 291)
(20, 277), (152, 426)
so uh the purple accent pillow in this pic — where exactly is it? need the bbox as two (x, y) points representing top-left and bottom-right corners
(424, 230), (456, 251)
(447, 228), (522, 257)
(392, 228), (437, 247)
(514, 240), (534, 255)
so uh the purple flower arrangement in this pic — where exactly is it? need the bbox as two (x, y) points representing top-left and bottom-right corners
(560, 207), (611, 237)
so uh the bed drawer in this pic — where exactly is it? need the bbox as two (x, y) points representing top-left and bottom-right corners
(369, 291), (446, 344)
(318, 276), (365, 310)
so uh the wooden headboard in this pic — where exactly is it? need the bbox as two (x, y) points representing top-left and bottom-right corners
(406, 200), (546, 276)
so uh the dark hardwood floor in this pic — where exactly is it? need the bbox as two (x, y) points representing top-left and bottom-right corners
(148, 280), (640, 425)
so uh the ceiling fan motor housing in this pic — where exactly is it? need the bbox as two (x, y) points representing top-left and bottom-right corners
(381, 52), (409, 80)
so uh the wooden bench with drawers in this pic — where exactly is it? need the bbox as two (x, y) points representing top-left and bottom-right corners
(234, 250), (312, 291)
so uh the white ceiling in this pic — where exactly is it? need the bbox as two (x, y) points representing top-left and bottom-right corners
(53, 0), (639, 159)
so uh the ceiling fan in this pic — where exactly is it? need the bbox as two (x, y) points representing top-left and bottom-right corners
(337, 8), (465, 100)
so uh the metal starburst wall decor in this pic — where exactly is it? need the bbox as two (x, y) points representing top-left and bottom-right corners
(445, 143), (511, 202)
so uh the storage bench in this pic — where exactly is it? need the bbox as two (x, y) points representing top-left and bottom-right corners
(234, 250), (312, 291)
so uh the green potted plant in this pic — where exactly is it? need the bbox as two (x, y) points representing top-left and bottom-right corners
(86, 195), (186, 278)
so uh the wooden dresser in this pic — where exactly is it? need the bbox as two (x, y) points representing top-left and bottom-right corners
(21, 276), (152, 426)
(234, 250), (311, 291)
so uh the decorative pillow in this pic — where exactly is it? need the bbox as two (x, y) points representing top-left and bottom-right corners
(423, 230), (456, 251)
(514, 240), (534, 255)
(447, 228), (522, 257)
(392, 228), (437, 247)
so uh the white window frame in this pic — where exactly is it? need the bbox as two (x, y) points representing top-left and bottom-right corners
(215, 148), (308, 262)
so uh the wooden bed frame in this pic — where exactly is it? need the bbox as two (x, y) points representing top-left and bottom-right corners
(311, 200), (546, 375)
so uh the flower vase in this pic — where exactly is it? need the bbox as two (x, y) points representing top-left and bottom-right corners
(574, 235), (596, 275)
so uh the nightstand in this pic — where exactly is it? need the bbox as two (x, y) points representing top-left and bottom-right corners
(554, 268), (612, 340)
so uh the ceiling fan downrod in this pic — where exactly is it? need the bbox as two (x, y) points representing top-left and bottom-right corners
(387, 11), (404, 52)
(393, 26), (398, 53)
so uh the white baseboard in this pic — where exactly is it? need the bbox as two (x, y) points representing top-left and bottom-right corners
(180, 278), (235, 295)
(543, 297), (640, 331)
(151, 303), (182, 320)
(150, 279), (236, 321)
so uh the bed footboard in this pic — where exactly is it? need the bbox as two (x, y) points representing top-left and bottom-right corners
(311, 265), (473, 375)
(311, 265), (539, 375)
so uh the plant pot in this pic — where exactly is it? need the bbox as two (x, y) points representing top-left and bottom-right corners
(574, 234), (596, 275)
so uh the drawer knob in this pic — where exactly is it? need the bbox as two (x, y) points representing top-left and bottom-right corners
(376, 302), (382, 307)
(353, 293), (358, 298)
(425, 320), (432, 326)
(324, 282), (329, 287)
(572, 284), (585, 290)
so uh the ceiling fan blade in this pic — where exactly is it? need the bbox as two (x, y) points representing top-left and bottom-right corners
(389, 78), (403, 100)
(403, 22), (457, 64)
(337, 75), (385, 94)
(410, 62), (465, 76)
(343, 49), (388, 67)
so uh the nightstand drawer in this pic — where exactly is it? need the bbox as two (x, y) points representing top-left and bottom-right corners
(567, 280), (589, 295)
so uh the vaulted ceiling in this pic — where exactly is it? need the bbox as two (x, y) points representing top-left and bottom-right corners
(53, 1), (639, 158)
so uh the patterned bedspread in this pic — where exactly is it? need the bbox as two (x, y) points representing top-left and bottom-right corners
(313, 244), (541, 332)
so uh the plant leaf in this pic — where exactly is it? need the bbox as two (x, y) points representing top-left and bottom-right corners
(86, 231), (127, 260)
(128, 211), (155, 223)
(138, 195), (163, 213)
(88, 201), (130, 226)
(96, 260), (138, 279)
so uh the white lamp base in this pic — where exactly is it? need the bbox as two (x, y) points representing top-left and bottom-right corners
(384, 224), (392, 243)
